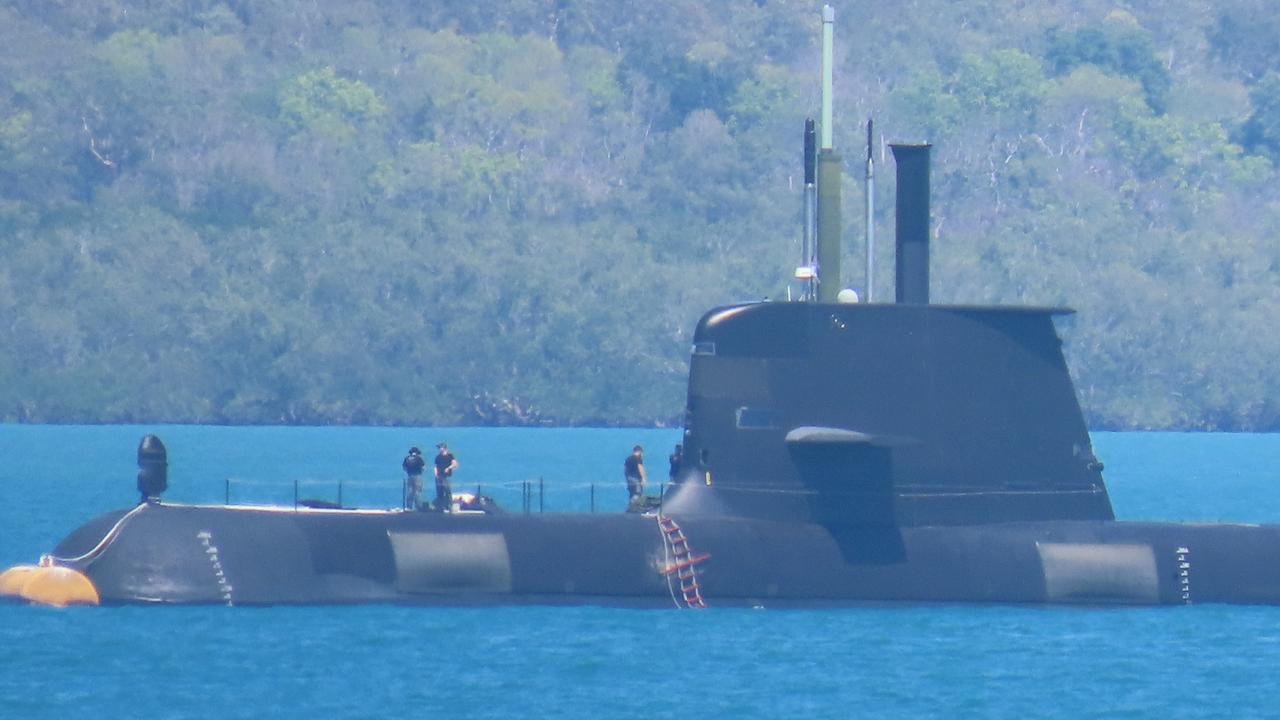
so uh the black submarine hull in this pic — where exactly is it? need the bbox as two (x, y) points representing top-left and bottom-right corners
(54, 503), (1280, 606)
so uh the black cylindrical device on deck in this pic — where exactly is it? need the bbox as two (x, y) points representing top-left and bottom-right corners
(891, 143), (931, 304)
(137, 434), (168, 502)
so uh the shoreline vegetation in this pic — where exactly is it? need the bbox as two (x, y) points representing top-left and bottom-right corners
(3, 2), (1278, 430)
(0, 421), (1263, 434)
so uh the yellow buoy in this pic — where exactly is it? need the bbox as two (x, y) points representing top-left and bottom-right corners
(19, 566), (100, 607)
(0, 565), (40, 598)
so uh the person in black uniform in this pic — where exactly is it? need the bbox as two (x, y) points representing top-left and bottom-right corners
(668, 444), (683, 483)
(434, 442), (459, 512)
(624, 445), (646, 511)
(402, 447), (426, 510)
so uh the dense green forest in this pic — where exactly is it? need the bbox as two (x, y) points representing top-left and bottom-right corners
(1, 0), (1278, 429)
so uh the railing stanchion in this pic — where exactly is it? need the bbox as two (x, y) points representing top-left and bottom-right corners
(225, 478), (230, 506)
(337, 480), (343, 508)
(590, 483), (595, 513)
(294, 479), (298, 511)
(539, 477), (544, 513)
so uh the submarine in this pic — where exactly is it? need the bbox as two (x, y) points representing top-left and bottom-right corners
(8, 7), (1280, 608)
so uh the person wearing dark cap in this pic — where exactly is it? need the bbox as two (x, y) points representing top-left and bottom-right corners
(434, 442), (459, 512)
(402, 447), (426, 510)
(624, 445), (646, 512)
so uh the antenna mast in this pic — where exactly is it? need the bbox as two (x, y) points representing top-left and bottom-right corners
(865, 119), (875, 302)
(815, 5), (842, 302)
(799, 119), (818, 300)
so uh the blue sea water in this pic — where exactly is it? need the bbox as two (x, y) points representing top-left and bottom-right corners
(3, 426), (1280, 719)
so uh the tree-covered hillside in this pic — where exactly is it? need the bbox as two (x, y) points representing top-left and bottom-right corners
(1, 1), (1278, 429)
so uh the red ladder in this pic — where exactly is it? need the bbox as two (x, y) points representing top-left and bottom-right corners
(656, 514), (709, 609)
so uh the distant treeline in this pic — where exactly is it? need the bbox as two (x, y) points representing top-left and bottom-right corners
(1, 1), (1278, 429)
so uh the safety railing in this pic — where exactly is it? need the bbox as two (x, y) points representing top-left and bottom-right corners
(221, 476), (669, 514)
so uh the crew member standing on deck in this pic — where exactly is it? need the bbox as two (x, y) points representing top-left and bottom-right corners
(434, 442), (459, 512)
(668, 444), (683, 483)
(624, 445), (647, 512)
(402, 447), (426, 510)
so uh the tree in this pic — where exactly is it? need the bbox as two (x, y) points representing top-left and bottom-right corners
(1046, 16), (1172, 113)
(1241, 72), (1280, 163)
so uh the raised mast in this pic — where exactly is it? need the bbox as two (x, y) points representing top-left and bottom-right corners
(820, 5), (834, 150)
(798, 118), (818, 300)
(815, 4), (842, 302)
(865, 119), (875, 302)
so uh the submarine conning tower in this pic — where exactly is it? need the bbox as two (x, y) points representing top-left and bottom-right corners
(672, 120), (1111, 527)
(676, 302), (1112, 526)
